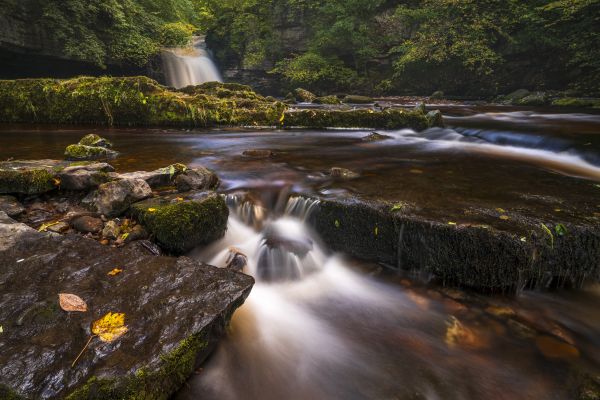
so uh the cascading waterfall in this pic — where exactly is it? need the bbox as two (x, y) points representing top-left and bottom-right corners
(161, 36), (222, 88)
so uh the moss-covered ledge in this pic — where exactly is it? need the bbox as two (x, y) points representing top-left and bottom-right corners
(0, 77), (440, 130)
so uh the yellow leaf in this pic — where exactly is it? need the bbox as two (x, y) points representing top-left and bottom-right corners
(38, 221), (60, 232)
(448, 222), (457, 225)
(410, 169), (423, 174)
(52, 178), (61, 186)
(147, 208), (157, 212)
(120, 233), (129, 241)
(495, 208), (506, 213)
(499, 215), (510, 220)
(107, 268), (123, 276)
(176, 197), (184, 201)
(92, 312), (128, 343)
(279, 112), (285, 123)
(59, 293), (88, 312)
(0, 325), (3, 333)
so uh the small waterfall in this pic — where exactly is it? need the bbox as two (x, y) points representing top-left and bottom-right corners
(161, 36), (222, 88)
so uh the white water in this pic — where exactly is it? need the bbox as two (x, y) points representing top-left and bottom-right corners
(161, 36), (222, 88)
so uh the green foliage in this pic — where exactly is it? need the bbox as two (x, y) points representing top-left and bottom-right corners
(160, 22), (196, 47)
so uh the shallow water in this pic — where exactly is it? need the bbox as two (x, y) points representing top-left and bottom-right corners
(1, 105), (600, 398)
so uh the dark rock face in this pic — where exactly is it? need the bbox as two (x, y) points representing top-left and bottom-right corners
(84, 179), (152, 217)
(0, 195), (25, 217)
(309, 198), (600, 293)
(0, 229), (253, 399)
(175, 167), (220, 193)
(70, 216), (104, 234)
(130, 192), (229, 255)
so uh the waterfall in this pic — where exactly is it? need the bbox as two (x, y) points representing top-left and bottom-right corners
(161, 36), (222, 89)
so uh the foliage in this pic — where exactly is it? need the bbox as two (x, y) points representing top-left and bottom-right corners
(160, 22), (196, 47)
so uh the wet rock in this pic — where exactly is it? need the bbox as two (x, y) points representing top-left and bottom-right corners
(78, 133), (113, 148)
(0, 231), (253, 399)
(242, 149), (274, 158)
(0, 195), (25, 217)
(313, 95), (341, 105)
(263, 226), (313, 257)
(130, 192), (229, 255)
(284, 92), (297, 104)
(64, 144), (118, 161)
(225, 247), (248, 272)
(0, 211), (49, 251)
(362, 132), (392, 142)
(46, 221), (70, 234)
(137, 239), (162, 256)
(501, 89), (530, 103)
(57, 162), (114, 191)
(125, 224), (148, 242)
(330, 167), (360, 179)
(343, 95), (374, 104)
(415, 102), (427, 113)
(293, 88), (316, 103)
(70, 215), (104, 234)
(0, 160), (64, 195)
(430, 91), (445, 100)
(175, 167), (220, 192)
(83, 179), (152, 217)
(426, 110), (444, 128)
(101, 220), (120, 240)
(518, 92), (549, 106)
(118, 163), (187, 189)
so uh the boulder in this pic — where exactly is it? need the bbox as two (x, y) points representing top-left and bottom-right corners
(83, 179), (152, 218)
(426, 110), (444, 128)
(293, 88), (317, 103)
(343, 95), (374, 104)
(430, 91), (445, 100)
(70, 216), (104, 234)
(313, 96), (341, 105)
(0, 160), (64, 195)
(0, 211), (50, 252)
(503, 89), (530, 102)
(130, 192), (229, 255)
(517, 92), (549, 106)
(0, 231), (253, 399)
(57, 162), (114, 191)
(175, 167), (219, 192)
(0, 195), (25, 217)
(118, 164), (187, 189)
(225, 247), (248, 272)
(362, 132), (392, 142)
(284, 92), (297, 104)
(330, 167), (359, 179)
(102, 220), (121, 240)
(78, 133), (113, 148)
(64, 144), (118, 161)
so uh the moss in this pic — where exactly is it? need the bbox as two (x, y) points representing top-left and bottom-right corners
(0, 168), (57, 195)
(343, 95), (373, 104)
(130, 193), (229, 255)
(0, 385), (23, 400)
(552, 97), (600, 108)
(78, 133), (113, 148)
(283, 108), (429, 130)
(313, 95), (341, 105)
(64, 144), (116, 161)
(293, 88), (316, 103)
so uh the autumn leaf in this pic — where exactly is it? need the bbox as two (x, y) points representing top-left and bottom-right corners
(499, 215), (510, 220)
(59, 293), (88, 312)
(92, 312), (128, 342)
(38, 221), (60, 232)
(147, 208), (157, 212)
(107, 268), (123, 276)
(0, 325), (3, 333)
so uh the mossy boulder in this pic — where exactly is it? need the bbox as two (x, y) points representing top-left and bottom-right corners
(0, 160), (64, 195)
(430, 91), (445, 100)
(84, 179), (152, 217)
(131, 192), (229, 254)
(551, 97), (600, 108)
(293, 88), (317, 103)
(78, 133), (113, 148)
(64, 144), (118, 161)
(283, 108), (430, 130)
(343, 95), (374, 104)
(426, 110), (444, 128)
(118, 163), (188, 189)
(313, 95), (341, 105)
(517, 92), (550, 106)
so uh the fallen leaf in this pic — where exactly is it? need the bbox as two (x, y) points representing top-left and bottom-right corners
(92, 312), (128, 343)
(496, 208), (506, 213)
(410, 169), (423, 174)
(499, 215), (510, 220)
(59, 293), (88, 312)
(107, 268), (123, 276)
(448, 221), (457, 225)
(52, 178), (61, 186)
(38, 221), (60, 232)
(147, 208), (157, 212)
(176, 197), (184, 202)
(0, 325), (3, 333)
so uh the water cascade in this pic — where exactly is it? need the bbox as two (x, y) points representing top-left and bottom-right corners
(161, 36), (222, 88)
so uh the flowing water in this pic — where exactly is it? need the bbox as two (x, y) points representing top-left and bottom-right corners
(161, 36), (222, 88)
(1, 104), (600, 399)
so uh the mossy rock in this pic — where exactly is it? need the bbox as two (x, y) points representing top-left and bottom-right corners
(78, 133), (113, 148)
(313, 95), (341, 105)
(430, 91), (445, 100)
(551, 97), (600, 108)
(0, 160), (63, 195)
(131, 192), (229, 254)
(343, 95), (374, 104)
(517, 92), (549, 106)
(293, 88), (317, 103)
(283, 108), (429, 130)
(65, 144), (118, 161)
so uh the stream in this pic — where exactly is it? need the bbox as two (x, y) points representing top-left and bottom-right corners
(1, 104), (600, 399)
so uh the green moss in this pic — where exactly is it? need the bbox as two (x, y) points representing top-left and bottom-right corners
(130, 193), (229, 255)
(293, 88), (317, 103)
(64, 144), (115, 161)
(313, 95), (341, 105)
(283, 108), (429, 130)
(78, 133), (112, 148)
(0, 168), (57, 195)
(552, 97), (600, 108)
(0, 384), (23, 400)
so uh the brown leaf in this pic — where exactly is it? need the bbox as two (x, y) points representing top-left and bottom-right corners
(59, 293), (88, 312)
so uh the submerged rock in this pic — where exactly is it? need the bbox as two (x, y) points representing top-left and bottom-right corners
(0, 230), (253, 399)
(64, 144), (118, 161)
(57, 162), (114, 191)
(84, 179), (152, 217)
(175, 167), (219, 192)
(0, 195), (25, 217)
(362, 132), (392, 142)
(130, 192), (229, 255)
(0, 160), (63, 195)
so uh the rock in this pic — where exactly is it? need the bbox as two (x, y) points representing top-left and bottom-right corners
(293, 88), (317, 103)
(263, 225), (313, 257)
(362, 132), (392, 142)
(0, 195), (25, 217)
(430, 91), (445, 100)
(101, 220), (120, 240)
(242, 149), (274, 158)
(503, 89), (530, 102)
(284, 108), (430, 130)
(46, 221), (70, 233)
(415, 102), (427, 113)
(70, 215), (104, 234)
(225, 247), (249, 271)
(0, 160), (64, 195)
(83, 179), (152, 217)
(0, 211), (48, 252)
(118, 163), (187, 189)
(343, 95), (374, 104)
(284, 92), (297, 104)
(64, 144), (119, 161)
(426, 110), (444, 127)
(78, 133), (113, 148)
(330, 167), (359, 179)
(57, 162), (114, 191)
(125, 224), (148, 242)
(517, 92), (549, 106)
(0, 231), (253, 399)
(130, 192), (229, 255)
(175, 167), (220, 192)
(313, 96), (341, 105)
(551, 97), (600, 108)
(137, 239), (162, 256)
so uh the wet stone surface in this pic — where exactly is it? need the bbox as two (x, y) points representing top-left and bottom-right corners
(0, 227), (254, 399)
